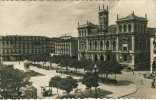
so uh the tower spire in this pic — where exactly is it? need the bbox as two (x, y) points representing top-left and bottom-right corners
(132, 11), (134, 15)
(107, 5), (108, 10)
(78, 22), (79, 26)
(117, 14), (119, 20)
(145, 13), (147, 18)
(103, 5), (104, 10)
(99, 6), (100, 11)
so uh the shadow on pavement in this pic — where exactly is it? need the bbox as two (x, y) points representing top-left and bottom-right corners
(112, 80), (133, 86)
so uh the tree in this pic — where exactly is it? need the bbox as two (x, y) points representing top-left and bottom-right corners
(60, 58), (69, 71)
(51, 55), (61, 69)
(95, 61), (105, 77)
(111, 60), (122, 80)
(85, 60), (94, 72)
(96, 59), (122, 80)
(80, 58), (94, 73)
(0, 65), (32, 99)
(49, 76), (62, 97)
(69, 59), (81, 72)
(82, 72), (99, 91)
(58, 76), (78, 94)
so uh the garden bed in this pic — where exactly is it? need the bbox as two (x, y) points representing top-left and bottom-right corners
(59, 88), (112, 99)
(25, 70), (44, 77)
(99, 77), (118, 84)
(56, 70), (84, 77)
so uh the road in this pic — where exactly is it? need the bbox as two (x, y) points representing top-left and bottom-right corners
(122, 72), (156, 99)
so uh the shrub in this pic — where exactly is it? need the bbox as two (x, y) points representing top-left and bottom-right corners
(59, 94), (76, 99)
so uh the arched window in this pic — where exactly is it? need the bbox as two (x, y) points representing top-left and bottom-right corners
(138, 24), (140, 32)
(95, 41), (97, 50)
(113, 55), (116, 60)
(106, 41), (109, 50)
(100, 41), (103, 50)
(100, 55), (104, 61)
(144, 25), (146, 32)
(128, 24), (131, 32)
(107, 55), (110, 60)
(94, 55), (98, 61)
(142, 25), (144, 32)
(89, 42), (92, 50)
(119, 25), (122, 32)
(82, 30), (83, 36)
(124, 25), (127, 32)
(113, 41), (116, 50)
(141, 25), (143, 32)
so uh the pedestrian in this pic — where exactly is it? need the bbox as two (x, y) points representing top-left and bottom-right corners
(133, 71), (134, 75)
(151, 80), (155, 88)
(141, 78), (143, 85)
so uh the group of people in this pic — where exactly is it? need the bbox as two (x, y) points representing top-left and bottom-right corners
(139, 73), (155, 88)
(151, 75), (155, 88)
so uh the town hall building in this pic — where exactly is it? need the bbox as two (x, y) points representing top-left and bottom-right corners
(77, 5), (153, 70)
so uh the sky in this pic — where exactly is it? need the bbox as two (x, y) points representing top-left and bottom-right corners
(0, 0), (155, 37)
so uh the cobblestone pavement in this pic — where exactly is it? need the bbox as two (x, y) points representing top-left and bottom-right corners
(3, 61), (139, 99)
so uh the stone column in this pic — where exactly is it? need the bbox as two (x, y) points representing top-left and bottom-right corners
(132, 36), (134, 51)
(131, 23), (134, 33)
(86, 39), (88, 50)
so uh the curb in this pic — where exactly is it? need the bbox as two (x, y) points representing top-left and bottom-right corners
(117, 87), (138, 98)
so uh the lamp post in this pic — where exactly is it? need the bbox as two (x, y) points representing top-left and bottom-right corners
(94, 64), (98, 98)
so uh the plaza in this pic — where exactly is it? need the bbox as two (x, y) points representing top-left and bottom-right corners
(3, 61), (156, 99)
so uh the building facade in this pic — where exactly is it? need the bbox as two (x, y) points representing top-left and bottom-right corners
(50, 37), (57, 54)
(78, 6), (153, 70)
(150, 29), (156, 73)
(0, 35), (50, 61)
(54, 35), (78, 58)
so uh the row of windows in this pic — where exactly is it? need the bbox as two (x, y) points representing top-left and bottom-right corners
(2, 41), (48, 44)
(118, 24), (146, 33)
(55, 43), (70, 45)
(2, 45), (49, 49)
(79, 30), (87, 34)
(55, 51), (70, 55)
(3, 50), (47, 54)
(88, 41), (116, 50)
(80, 41), (130, 51)
(79, 29), (88, 36)
(55, 46), (70, 49)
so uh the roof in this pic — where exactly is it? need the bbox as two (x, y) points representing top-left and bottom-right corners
(78, 22), (98, 28)
(148, 28), (156, 36)
(2, 35), (49, 40)
(90, 24), (117, 35)
(107, 25), (117, 33)
(117, 12), (147, 22)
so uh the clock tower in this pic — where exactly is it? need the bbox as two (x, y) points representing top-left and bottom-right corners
(98, 5), (109, 32)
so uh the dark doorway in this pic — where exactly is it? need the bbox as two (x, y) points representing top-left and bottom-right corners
(94, 55), (98, 61)
(107, 55), (110, 60)
(100, 55), (104, 61)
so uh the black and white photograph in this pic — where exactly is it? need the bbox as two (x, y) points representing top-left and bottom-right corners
(0, 0), (156, 99)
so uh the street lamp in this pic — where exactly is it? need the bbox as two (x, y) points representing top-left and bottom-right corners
(94, 64), (98, 99)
